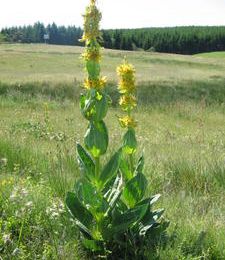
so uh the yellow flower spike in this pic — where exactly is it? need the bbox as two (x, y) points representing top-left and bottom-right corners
(117, 61), (136, 94)
(119, 95), (137, 110)
(119, 115), (137, 128)
(81, 1), (102, 42)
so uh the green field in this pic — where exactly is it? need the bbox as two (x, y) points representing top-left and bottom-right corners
(0, 44), (225, 259)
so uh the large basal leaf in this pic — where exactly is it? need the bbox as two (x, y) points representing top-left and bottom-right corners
(137, 194), (161, 207)
(139, 208), (165, 236)
(111, 203), (149, 234)
(104, 175), (123, 215)
(66, 192), (93, 229)
(99, 149), (122, 188)
(122, 172), (148, 208)
(84, 120), (108, 158)
(75, 220), (93, 239)
(77, 143), (95, 181)
(75, 179), (109, 222)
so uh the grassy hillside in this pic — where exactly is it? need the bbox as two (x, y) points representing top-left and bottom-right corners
(0, 44), (225, 83)
(0, 44), (225, 259)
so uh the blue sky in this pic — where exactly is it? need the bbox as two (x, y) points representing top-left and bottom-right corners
(1, 0), (225, 29)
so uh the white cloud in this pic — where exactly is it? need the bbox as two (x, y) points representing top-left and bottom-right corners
(0, 0), (225, 29)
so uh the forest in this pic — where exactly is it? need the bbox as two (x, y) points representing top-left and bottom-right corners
(1, 22), (225, 54)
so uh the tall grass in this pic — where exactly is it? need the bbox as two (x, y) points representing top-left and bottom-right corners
(1, 78), (225, 106)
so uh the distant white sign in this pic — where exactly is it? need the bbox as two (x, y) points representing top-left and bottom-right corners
(44, 34), (50, 40)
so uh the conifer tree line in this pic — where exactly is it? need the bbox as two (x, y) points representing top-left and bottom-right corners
(1, 22), (83, 46)
(102, 26), (225, 54)
(1, 22), (225, 54)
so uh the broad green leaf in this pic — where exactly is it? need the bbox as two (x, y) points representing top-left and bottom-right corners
(66, 192), (93, 228)
(119, 155), (133, 180)
(94, 92), (108, 121)
(84, 120), (108, 158)
(82, 239), (104, 252)
(123, 128), (137, 155)
(86, 60), (100, 79)
(80, 93), (94, 120)
(139, 208), (165, 236)
(135, 155), (145, 174)
(76, 180), (109, 222)
(137, 194), (161, 207)
(122, 172), (147, 208)
(104, 175), (123, 215)
(99, 149), (122, 187)
(75, 220), (93, 239)
(77, 143), (95, 181)
(112, 204), (149, 234)
(80, 91), (108, 121)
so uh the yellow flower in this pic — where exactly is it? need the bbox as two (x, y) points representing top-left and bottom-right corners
(119, 95), (137, 110)
(119, 115), (137, 128)
(117, 61), (136, 94)
(117, 63), (135, 76)
(84, 76), (107, 90)
(82, 46), (101, 62)
(118, 79), (135, 94)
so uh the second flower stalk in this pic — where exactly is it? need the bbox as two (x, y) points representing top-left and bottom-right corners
(117, 60), (138, 172)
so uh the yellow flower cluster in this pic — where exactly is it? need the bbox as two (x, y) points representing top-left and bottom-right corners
(84, 77), (107, 90)
(119, 115), (137, 128)
(81, 1), (102, 42)
(117, 62), (136, 94)
(119, 95), (137, 111)
(82, 45), (101, 62)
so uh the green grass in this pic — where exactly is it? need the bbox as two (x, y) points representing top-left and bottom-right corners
(195, 51), (225, 59)
(0, 44), (225, 83)
(0, 44), (225, 259)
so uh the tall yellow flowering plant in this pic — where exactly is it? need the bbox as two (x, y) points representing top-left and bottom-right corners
(117, 60), (138, 172)
(66, 0), (168, 258)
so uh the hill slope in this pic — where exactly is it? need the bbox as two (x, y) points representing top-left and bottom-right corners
(0, 44), (225, 84)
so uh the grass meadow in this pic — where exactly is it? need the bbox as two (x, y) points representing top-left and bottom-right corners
(0, 44), (225, 259)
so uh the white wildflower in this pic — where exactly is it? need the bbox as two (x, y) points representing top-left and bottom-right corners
(3, 233), (11, 244)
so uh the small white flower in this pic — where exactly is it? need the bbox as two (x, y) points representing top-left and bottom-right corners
(21, 188), (29, 197)
(12, 248), (20, 256)
(25, 201), (33, 208)
(0, 158), (7, 166)
(3, 233), (11, 244)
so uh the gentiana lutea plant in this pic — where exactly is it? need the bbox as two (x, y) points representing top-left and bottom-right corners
(66, 0), (168, 257)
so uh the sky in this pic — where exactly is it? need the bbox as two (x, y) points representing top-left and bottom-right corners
(0, 0), (225, 29)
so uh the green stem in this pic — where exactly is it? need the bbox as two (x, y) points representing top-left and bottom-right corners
(127, 107), (134, 173)
(95, 156), (100, 179)
(129, 154), (134, 173)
